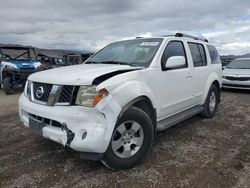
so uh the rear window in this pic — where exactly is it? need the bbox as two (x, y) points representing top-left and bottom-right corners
(207, 45), (220, 64)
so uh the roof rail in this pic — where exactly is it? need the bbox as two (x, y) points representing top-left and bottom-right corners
(161, 34), (175, 37)
(175, 33), (208, 42)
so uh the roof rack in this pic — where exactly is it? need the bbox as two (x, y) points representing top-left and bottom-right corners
(175, 33), (208, 42)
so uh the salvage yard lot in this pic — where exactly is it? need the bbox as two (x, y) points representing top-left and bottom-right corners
(0, 89), (250, 188)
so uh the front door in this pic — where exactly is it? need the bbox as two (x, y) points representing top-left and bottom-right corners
(152, 40), (194, 119)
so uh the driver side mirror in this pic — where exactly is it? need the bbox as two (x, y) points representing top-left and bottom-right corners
(165, 56), (186, 69)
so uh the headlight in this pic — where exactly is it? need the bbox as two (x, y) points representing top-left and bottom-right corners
(75, 86), (109, 107)
(24, 81), (31, 98)
(6, 65), (16, 70)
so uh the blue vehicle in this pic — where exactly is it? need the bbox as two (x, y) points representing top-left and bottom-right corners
(0, 46), (41, 94)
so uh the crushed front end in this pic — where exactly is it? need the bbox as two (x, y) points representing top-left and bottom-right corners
(19, 81), (122, 156)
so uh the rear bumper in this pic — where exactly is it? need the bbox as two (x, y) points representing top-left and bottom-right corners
(19, 94), (122, 154)
(222, 79), (250, 90)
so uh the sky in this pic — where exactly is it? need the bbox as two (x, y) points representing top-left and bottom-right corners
(0, 0), (250, 55)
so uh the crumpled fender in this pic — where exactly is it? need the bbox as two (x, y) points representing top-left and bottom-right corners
(96, 70), (158, 110)
(96, 94), (122, 142)
(94, 71), (158, 147)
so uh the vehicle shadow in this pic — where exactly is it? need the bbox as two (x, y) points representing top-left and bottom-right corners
(154, 115), (200, 144)
(222, 88), (250, 94)
(0, 86), (24, 95)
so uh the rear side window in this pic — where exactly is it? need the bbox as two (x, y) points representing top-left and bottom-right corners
(161, 41), (187, 70)
(207, 45), (220, 64)
(188, 43), (207, 67)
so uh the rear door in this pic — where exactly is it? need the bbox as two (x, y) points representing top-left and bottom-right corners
(187, 42), (209, 103)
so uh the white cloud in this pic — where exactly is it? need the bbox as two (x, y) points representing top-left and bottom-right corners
(0, 0), (250, 55)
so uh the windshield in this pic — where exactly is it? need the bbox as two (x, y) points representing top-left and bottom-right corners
(86, 38), (163, 67)
(227, 59), (250, 69)
(1, 48), (36, 61)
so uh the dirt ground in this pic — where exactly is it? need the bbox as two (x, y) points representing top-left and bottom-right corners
(0, 89), (250, 188)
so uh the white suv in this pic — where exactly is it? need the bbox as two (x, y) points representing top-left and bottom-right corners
(19, 33), (222, 169)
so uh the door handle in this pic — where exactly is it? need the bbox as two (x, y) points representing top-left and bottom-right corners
(186, 73), (193, 78)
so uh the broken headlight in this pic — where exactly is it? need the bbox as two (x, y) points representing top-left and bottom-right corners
(75, 86), (109, 107)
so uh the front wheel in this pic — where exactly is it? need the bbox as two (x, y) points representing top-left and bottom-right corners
(102, 106), (154, 170)
(3, 77), (13, 95)
(200, 84), (219, 118)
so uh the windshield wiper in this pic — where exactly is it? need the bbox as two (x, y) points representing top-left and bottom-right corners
(85, 61), (99, 64)
(86, 60), (138, 67)
(100, 61), (134, 66)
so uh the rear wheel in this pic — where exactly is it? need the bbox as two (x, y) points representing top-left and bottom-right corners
(3, 77), (13, 95)
(201, 84), (219, 118)
(102, 106), (154, 170)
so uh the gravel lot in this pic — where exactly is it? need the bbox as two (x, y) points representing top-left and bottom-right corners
(0, 89), (250, 188)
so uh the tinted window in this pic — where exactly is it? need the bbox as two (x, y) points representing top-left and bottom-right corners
(161, 41), (187, 70)
(207, 45), (220, 64)
(188, 43), (207, 67)
(198, 44), (207, 66)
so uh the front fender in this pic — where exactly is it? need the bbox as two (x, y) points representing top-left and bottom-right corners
(94, 80), (157, 147)
(102, 80), (158, 110)
(96, 70), (158, 110)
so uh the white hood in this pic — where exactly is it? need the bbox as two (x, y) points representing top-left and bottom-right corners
(223, 68), (250, 76)
(28, 64), (140, 85)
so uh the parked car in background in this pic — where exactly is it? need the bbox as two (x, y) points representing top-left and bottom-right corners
(19, 33), (222, 169)
(0, 45), (41, 94)
(222, 58), (250, 90)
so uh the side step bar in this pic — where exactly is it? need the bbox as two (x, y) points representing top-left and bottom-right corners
(156, 106), (203, 132)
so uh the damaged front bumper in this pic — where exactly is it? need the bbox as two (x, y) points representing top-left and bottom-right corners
(18, 94), (122, 155)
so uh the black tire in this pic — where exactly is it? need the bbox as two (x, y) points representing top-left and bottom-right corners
(3, 77), (13, 95)
(102, 106), (154, 170)
(200, 84), (219, 118)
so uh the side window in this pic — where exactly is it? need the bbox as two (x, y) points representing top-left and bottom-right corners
(207, 45), (220, 64)
(188, 43), (207, 67)
(161, 41), (187, 70)
(198, 44), (207, 66)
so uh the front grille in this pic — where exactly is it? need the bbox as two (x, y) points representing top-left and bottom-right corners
(31, 82), (75, 105)
(223, 83), (250, 89)
(33, 82), (53, 102)
(58, 86), (75, 103)
(225, 76), (250, 81)
(20, 67), (35, 70)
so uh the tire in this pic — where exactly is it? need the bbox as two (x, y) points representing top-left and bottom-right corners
(200, 84), (219, 118)
(3, 77), (13, 95)
(102, 106), (154, 170)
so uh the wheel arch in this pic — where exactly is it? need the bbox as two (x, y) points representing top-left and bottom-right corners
(211, 80), (221, 103)
(118, 96), (157, 133)
(202, 72), (221, 104)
